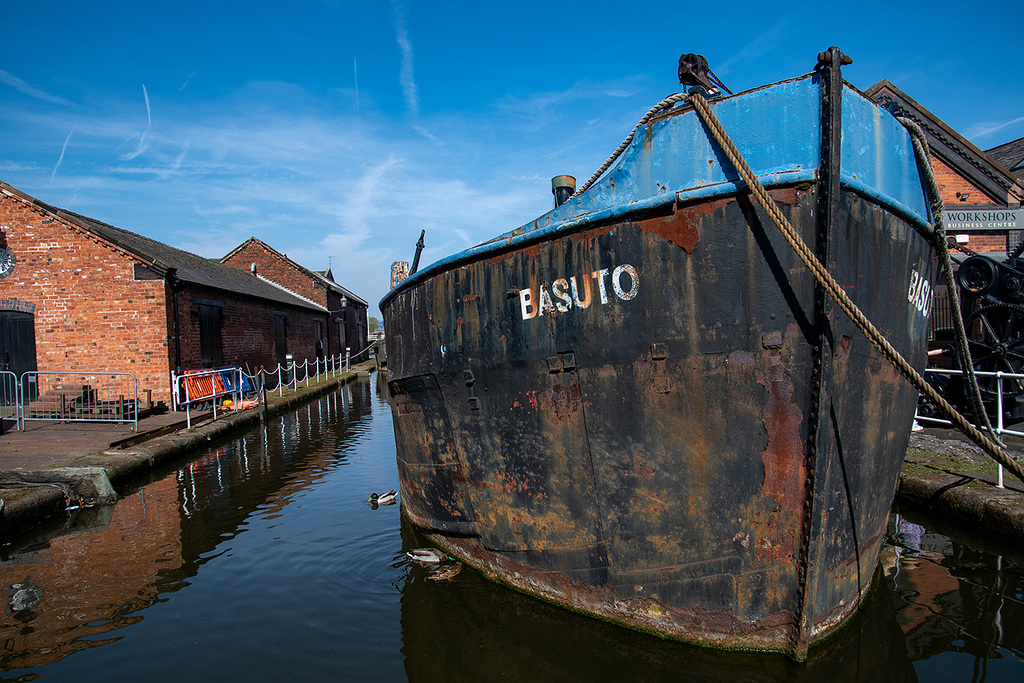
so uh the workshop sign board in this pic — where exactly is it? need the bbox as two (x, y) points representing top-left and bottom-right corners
(944, 207), (1022, 231)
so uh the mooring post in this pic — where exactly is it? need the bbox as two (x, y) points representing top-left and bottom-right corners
(260, 374), (268, 421)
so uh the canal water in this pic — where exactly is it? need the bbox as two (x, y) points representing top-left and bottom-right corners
(1, 372), (1021, 681)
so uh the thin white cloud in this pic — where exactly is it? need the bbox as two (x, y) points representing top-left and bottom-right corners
(171, 146), (187, 171)
(121, 84), (152, 161)
(390, 0), (419, 117)
(714, 21), (791, 77)
(965, 115), (1024, 142)
(0, 161), (41, 173)
(411, 123), (438, 143)
(0, 71), (564, 315)
(353, 58), (359, 111)
(495, 77), (643, 126)
(179, 73), (195, 92)
(51, 125), (77, 181)
(0, 69), (71, 106)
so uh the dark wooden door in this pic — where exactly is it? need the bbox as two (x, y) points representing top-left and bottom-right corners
(0, 311), (37, 415)
(198, 304), (223, 367)
(274, 314), (288, 365)
(0, 311), (36, 376)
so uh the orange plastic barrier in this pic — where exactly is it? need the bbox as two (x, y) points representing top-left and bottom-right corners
(183, 372), (225, 402)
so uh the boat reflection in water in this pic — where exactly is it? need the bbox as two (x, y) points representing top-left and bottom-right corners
(399, 508), (1024, 681)
(885, 509), (1024, 680)
(0, 374), (1020, 680)
(398, 514), (917, 683)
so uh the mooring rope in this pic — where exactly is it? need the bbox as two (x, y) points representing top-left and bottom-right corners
(684, 91), (1024, 482)
(898, 117), (1001, 446)
(569, 93), (689, 199)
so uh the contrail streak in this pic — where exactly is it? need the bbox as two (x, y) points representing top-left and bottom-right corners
(123, 84), (152, 160)
(51, 125), (77, 181)
(390, 0), (419, 117)
(354, 57), (359, 111)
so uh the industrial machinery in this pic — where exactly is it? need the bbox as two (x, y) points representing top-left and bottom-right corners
(923, 248), (1024, 423)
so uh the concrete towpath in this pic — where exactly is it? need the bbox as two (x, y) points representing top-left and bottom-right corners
(902, 424), (1024, 544)
(0, 363), (375, 541)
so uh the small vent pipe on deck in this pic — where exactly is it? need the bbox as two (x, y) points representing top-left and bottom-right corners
(552, 175), (576, 208)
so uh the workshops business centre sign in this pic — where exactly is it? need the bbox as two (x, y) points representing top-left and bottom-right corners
(944, 207), (1022, 231)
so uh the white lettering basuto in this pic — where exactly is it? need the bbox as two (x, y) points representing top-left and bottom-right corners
(519, 264), (639, 320)
(907, 269), (932, 318)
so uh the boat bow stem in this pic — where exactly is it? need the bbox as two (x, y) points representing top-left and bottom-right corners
(684, 87), (1024, 486)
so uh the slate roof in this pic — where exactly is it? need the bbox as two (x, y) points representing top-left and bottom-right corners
(223, 237), (368, 307)
(865, 82), (1024, 205)
(986, 137), (1024, 178)
(0, 181), (325, 312)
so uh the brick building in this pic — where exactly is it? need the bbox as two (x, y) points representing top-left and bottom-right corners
(863, 82), (1024, 416)
(221, 237), (369, 358)
(866, 81), (1024, 252)
(0, 181), (332, 405)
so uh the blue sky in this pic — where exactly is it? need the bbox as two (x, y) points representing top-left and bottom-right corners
(2, 1), (1022, 317)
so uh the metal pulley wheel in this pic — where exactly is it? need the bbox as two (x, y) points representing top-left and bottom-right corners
(1000, 258), (1024, 303)
(955, 255), (999, 295)
(963, 303), (1024, 398)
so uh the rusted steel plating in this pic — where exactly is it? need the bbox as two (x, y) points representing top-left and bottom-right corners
(382, 49), (935, 658)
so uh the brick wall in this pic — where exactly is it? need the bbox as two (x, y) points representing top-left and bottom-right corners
(951, 233), (1013, 252)
(3, 193), (340, 405)
(223, 240), (367, 356)
(932, 157), (1020, 254)
(0, 194), (173, 402)
(222, 241), (326, 305)
(174, 286), (322, 373)
(932, 156), (987, 206)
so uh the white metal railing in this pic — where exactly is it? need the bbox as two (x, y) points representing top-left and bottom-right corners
(170, 346), (375, 427)
(242, 346), (376, 398)
(915, 367), (1024, 489)
(1, 370), (18, 432)
(18, 371), (139, 431)
(173, 366), (245, 429)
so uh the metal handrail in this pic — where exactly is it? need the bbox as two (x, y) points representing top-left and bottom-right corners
(915, 367), (1024, 488)
(168, 346), (374, 426)
(173, 366), (244, 429)
(18, 371), (139, 431)
(240, 347), (373, 398)
(0, 370), (18, 432)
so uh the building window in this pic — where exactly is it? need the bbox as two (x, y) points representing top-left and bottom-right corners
(198, 304), (223, 367)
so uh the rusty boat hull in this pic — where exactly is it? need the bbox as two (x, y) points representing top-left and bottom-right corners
(381, 64), (936, 657)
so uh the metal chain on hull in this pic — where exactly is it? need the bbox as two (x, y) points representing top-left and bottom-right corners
(684, 91), (1024, 482)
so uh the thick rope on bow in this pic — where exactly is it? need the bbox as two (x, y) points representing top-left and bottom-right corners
(685, 91), (1023, 482)
(570, 93), (688, 199)
(898, 117), (1000, 446)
